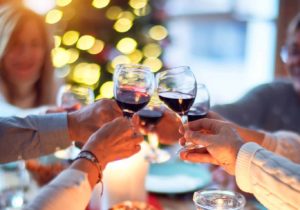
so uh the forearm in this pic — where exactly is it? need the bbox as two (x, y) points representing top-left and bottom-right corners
(236, 126), (265, 145)
(236, 143), (300, 210)
(0, 114), (70, 163)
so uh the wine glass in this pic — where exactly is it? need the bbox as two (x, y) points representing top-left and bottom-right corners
(187, 84), (210, 122)
(193, 189), (246, 210)
(113, 64), (155, 118)
(156, 66), (197, 150)
(55, 84), (95, 160)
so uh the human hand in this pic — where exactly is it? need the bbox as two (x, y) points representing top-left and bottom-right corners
(67, 99), (123, 142)
(179, 118), (244, 175)
(132, 106), (182, 145)
(82, 117), (144, 169)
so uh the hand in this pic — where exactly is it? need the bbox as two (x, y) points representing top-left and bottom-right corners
(82, 117), (143, 169)
(179, 118), (244, 175)
(67, 99), (123, 142)
(132, 106), (182, 145)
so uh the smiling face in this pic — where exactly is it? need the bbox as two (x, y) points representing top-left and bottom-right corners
(2, 18), (46, 88)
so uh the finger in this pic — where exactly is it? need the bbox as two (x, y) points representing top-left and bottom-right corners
(188, 118), (225, 132)
(180, 152), (218, 165)
(179, 137), (186, 146)
(184, 130), (215, 147)
(115, 145), (141, 159)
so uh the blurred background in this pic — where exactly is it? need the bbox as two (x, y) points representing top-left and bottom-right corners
(3, 0), (299, 105)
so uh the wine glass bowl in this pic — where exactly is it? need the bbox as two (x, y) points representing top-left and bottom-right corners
(113, 64), (155, 118)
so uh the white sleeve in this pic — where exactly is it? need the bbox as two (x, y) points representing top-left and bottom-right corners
(261, 131), (300, 163)
(25, 169), (95, 210)
(236, 142), (300, 210)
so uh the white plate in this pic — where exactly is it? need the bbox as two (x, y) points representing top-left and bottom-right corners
(146, 161), (211, 194)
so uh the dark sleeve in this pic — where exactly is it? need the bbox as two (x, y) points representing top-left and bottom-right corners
(0, 113), (70, 163)
(212, 84), (272, 128)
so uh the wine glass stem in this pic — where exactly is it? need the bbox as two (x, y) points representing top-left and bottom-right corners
(148, 132), (159, 154)
(181, 114), (188, 129)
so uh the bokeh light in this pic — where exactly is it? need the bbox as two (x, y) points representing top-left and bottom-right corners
(128, 49), (143, 63)
(62, 31), (80, 46)
(99, 81), (114, 98)
(149, 25), (168, 40)
(133, 5), (151, 16)
(67, 48), (79, 64)
(53, 35), (61, 48)
(143, 43), (162, 58)
(129, 0), (148, 9)
(55, 66), (71, 78)
(56, 0), (72, 7)
(45, 9), (63, 24)
(106, 6), (122, 20)
(73, 63), (101, 85)
(111, 55), (131, 68)
(113, 18), (133, 33)
(77, 35), (96, 50)
(116, 37), (137, 54)
(87, 39), (105, 54)
(52, 47), (70, 68)
(143, 57), (163, 72)
(92, 0), (110, 9)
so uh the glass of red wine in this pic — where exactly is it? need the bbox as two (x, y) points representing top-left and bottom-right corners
(156, 66), (197, 151)
(113, 64), (155, 118)
(188, 84), (210, 122)
(55, 84), (95, 160)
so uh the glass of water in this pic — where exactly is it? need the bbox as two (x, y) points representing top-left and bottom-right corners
(193, 189), (246, 210)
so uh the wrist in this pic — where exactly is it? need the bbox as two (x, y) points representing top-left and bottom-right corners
(67, 112), (77, 141)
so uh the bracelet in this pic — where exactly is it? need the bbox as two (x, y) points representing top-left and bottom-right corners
(74, 150), (103, 184)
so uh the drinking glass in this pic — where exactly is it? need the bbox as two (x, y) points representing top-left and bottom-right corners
(193, 189), (246, 210)
(113, 64), (155, 118)
(156, 66), (197, 151)
(55, 84), (95, 160)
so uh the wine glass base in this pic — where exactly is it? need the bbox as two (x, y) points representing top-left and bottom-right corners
(177, 144), (207, 154)
(145, 148), (170, 164)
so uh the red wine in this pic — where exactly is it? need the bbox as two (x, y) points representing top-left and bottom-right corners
(158, 92), (195, 115)
(138, 109), (163, 126)
(116, 89), (150, 117)
(188, 108), (207, 122)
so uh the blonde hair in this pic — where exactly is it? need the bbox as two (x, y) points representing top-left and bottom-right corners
(0, 4), (56, 106)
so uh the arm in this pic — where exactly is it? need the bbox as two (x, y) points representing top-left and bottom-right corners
(236, 143), (300, 210)
(0, 113), (70, 163)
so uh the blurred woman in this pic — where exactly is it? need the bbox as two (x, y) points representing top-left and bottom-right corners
(0, 4), (59, 117)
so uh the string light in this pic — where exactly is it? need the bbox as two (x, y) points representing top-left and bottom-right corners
(128, 49), (143, 63)
(116, 37), (137, 54)
(143, 57), (162, 72)
(106, 6), (122, 20)
(149, 25), (168, 40)
(99, 81), (114, 98)
(77, 35), (96, 50)
(62, 30), (80, 46)
(53, 35), (61, 48)
(133, 5), (151, 16)
(113, 18), (133, 33)
(92, 0), (110, 9)
(143, 43), (161, 58)
(52, 47), (70, 68)
(67, 48), (79, 64)
(45, 9), (63, 24)
(87, 39), (105, 54)
(129, 0), (148, 9)
(112, 55), (131, 68)
(56, 0), (72, 7)
(73, 63), (101, 85)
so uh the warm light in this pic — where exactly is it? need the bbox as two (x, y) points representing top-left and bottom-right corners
(77, 35), (96, 50)
(133, 5), (151, 16)
(143, 58), (162, 72)
(116, 37), (137, 54)
(87, 39), (105, 54)
(92, 0), (110, 9)
(149, 25), (168, 41)
(111, 55), (131, 68)
(99, 81), (114, 98)
(113, 18), (133, 33)
(52, 47), (70, 68)
(128, 49), (143, 63)
(45, 9), (63, 24)
(143, 43), (161, 58)
(129, 0), (148, 9)
(55, 66), (71, 78)
(106, 6), (122, 20)
(62, 31), (80, 46)
(118, 11), (135, 21)
(73, 63), (101, 85)
(53, 36), (61, 48)
(67, 48), (79, 64)
(56, 0), (72, 7)
(24, 0), (56, 14)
